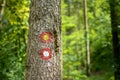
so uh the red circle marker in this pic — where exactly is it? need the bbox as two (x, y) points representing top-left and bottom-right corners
(39, 48), (52, 60)
(40, 32), (53, 43)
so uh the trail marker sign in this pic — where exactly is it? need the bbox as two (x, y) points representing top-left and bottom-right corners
(40, 32), (53, 43)
(39, 48), (52, 60)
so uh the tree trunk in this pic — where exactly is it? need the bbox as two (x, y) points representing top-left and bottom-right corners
(67, 0), (71, 16)
(0, 0), (6, 28)
(83, 0), (91, 76)
(26, 0), (62, 80)
(109, 0), (120, 80)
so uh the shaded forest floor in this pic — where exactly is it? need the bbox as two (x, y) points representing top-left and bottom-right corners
(63, 68), (114, 80)
(88, 71), (114, 80)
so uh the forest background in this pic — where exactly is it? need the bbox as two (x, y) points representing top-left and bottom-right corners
(0, 0), (115, 80)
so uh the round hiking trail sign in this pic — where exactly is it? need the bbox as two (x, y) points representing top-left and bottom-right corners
(39, 48), (52, 60)
(40, 32), (53, 43)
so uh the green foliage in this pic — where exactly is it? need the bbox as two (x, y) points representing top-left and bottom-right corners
(0, 0), (115, 80)
(62, 0), (86, 79)
(62, 0), (114, 80)
(0, 0), (29, 80)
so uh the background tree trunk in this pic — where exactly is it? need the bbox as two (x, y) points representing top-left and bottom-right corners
(26, 0), (62, 80)
(83, 0), (91, 76)
(109, 0), (120, 80)
(0, 0), (6, 28)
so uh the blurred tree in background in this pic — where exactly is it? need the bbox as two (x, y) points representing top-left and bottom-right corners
(109, 0), (120, 79)
(62, 0), (114, 80)
(0, 0), (118, 80)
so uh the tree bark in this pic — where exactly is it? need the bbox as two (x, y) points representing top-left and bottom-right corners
(83, 0), (91, 76)
(109, 0), (120, 80)
(26, 0), (62, 80)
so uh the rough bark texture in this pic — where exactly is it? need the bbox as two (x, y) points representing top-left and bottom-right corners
(109, 0), (120, 80)
(26, 0), (61, 80)
(83, 0), (91, 76)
